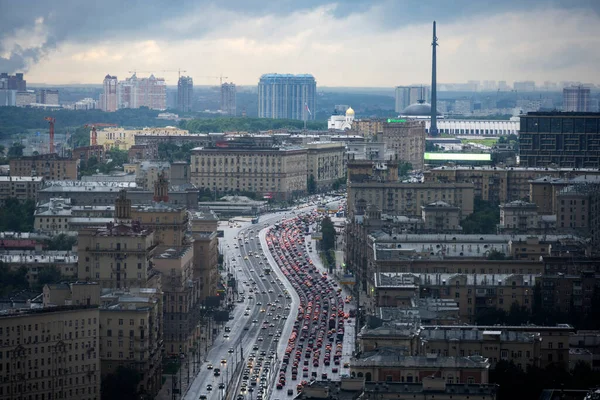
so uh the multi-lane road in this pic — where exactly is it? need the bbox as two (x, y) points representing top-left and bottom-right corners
(185, 198), (352, 400)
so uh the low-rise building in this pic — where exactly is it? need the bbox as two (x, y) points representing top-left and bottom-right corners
(0, 305), (101, 400)
(0, 250), (77, 284)
(0, 176), (43, 205)
(99, 288), (163, 398)
(10, 153), (78, 181)
(72, 145), (105, 164)
(128, 144), (158, 162)
(350, 348), (490, 384)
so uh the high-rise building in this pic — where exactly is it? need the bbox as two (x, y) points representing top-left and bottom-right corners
(519, 112), (600, 168)
(117, 73), (166, 110)
(514, 81), (536, 92)
(221, 82), (236, 115)
(177, 76), (193, 112)
(563, 86), (590, 112)
(100, 74), (118, 112)
(258, 73), (316, 120)
(38, 89), (59, 105)
(0, 72), (26, 90)
(379, 120), (427, 170)
(394, 86), (430, 113)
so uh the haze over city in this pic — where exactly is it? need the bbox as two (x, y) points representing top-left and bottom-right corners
(1, 0), (600, 86)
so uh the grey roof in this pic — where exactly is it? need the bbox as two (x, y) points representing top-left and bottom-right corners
(352, 348), (489, 368)
(401, 102), (441, 117)
(420, 327), (541, 343)
(374, 272), (537, 288)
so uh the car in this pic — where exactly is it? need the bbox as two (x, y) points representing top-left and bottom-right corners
(221, 359), (227, 364)
(223, 333), (230, 338)
(207, 364), (213, 370)
(214, 368), (221, 376)
(207, 384), (213, 391)
(228, 348), (234, 354)
(253, 319), (258, 323)
(199, 396), (208, 400)
(219, 383), (225, 389)
(258, 337), (264, 341)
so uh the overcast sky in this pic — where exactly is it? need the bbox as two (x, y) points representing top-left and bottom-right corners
(1, 0), (599, 87)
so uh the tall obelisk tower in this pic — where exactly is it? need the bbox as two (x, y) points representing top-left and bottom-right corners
(430, 21), (439, 137)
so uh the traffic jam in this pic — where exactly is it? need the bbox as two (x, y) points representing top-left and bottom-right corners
(266, 211), (351, 395)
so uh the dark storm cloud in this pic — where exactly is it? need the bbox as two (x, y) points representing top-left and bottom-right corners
(0, 0), (597, 73)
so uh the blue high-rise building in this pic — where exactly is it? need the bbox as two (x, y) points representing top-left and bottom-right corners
(258, 74), (316, 120)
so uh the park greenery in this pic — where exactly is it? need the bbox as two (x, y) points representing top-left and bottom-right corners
(158, 142), (197, 163)
(100, 366), (142, 400)
(181, 117), (326, 133)
(0, 198), (35, 232)
(79, 149), (129, 176)
(320, 216), (337, 272)
(460, 198), (500, 234)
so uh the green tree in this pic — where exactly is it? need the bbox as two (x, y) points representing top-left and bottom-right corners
(0, 144), (6, 156)
(321, 216), (336, 253)
(0, 198), (35, 232)
(460, 198), (500, 234)
(36, 266), (63, 288)
(0, 262), (29, 296)
(7, 142), (25, 158)
(45, 233), (77, 251)
(487, 249), (507, 260)
(307, 174), (317, 194)
(398, 162), (413, 177)
(100, 366), (141, 400)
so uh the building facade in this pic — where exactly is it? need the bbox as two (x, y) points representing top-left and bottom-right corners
(0, 176), (43, 205)
(563, 86), (590, 112)
(190, 146), (308, 200)
(0, 306), (101, 400)
(10, 154), (78, 181)
(258, 74), (316, 120)
(190, 208), (220, 303)
(95, 127), (189, 151)
(38, 89), (59, 105)
(177, 76), (193, 112)
(221, 82), (236, 116)
(100, 75), (118, 112)
(379, 120), (426, 170)
(117, 74), (166, 110)
(306, 142), (346, 190)
(99, 288), (163, 397)
(519, 112), (600, 168)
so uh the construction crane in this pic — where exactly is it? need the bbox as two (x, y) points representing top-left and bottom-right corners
(44, 117), (56, 154)
(85, 123), (118, 146)
(199, 75), (229, 85)
(128, 69), (187, 80)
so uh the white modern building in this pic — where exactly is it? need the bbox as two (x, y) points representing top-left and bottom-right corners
(425, 119), (520, 136)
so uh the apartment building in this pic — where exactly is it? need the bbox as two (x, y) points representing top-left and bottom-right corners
(424, 166), (600, 204)
(152, 246), (202, 356)
(77, 191), (159, 289)
(190, 208), (220, 303)
(379, 120), (426, 170)
(305, 142), (346, 189)
(498, 200), (548, 234)
(71, 145), (105, 164)
(539, 272), (600, 315)
(10, 154), (78, 181)
(350, 348), (490, 384)
(190, 146), (308, 201)
(127, 144), (159, 162)
(0, 305), (101, 400)
(0, 176), (43, 205)
(370, 272), (536, 324)
(347, 160), (474, 219)
(555, 183), (600, 233)
(351, 119), (383, 137)
(422, 325), (573, 368)
(421, 201), (462, 233)
(99, 288), (163, 397)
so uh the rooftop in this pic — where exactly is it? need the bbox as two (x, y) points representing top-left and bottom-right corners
(373, 272), (537, 288)
(0, 251), (77, 264)
(420, 327), (541, 343)
(352, 348), (490, 369)
(0, 176), (43, 182)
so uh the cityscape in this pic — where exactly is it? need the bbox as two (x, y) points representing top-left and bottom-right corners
(1, 2), (600, 400)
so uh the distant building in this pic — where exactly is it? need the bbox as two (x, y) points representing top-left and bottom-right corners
(563, 86), (591, 112)
(258, 73), (316, 120)
(9, 153), (78, 180)
(72, 145), (105, 164)
(0, 176), (43, 205)
(514, 81), (536, 92)
(177, 76), (194, 112)
(38, 89), (59, 105)
(395, 86), (430, 113)
(95, 126), (189, 151)
(73, 97), (98, 110)
(221, 82), (236, 115)
(0, 72), (26, 90)
(117, 73), (166, 110)
(100, 74), (118, 112)
(15, 90), (36, 107)
(519, 112), (600, 168)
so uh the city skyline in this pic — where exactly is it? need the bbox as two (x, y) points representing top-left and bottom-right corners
(1, 1), (599, 86)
